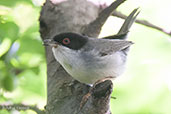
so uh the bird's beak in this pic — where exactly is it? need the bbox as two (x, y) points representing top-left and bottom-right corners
(43, 39), (58, 48)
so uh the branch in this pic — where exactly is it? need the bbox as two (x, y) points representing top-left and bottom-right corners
(0, 104), (45, 114)
(78, 80), (113, 114)
(83, 0), (126, 37)
(112, 10), (171, 36)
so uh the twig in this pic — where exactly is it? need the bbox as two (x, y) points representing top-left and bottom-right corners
(82, 0), (126, 37)
(111, 96), (117, 99)
(0, 104), (45, 114)
(112, 11), (171, 36)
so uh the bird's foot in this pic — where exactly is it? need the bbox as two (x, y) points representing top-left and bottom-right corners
(93, 76), (114, 88)
(79, 77), (114, 109)
(80, 92), (91, 109)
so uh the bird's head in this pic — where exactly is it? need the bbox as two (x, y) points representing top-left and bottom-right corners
(43, 32), (88, 50)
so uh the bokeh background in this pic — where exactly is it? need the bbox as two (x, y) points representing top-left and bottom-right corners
(0, 0), (171, 114)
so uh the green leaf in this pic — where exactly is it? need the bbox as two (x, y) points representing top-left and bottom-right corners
(30, 67), (40, 75)
(0, 22), (19, 41)
(18, 69), (46, 97)
(2, 75), (14, 91)
(18, 53), (43, 68)
(17, 37), (44, 55)
(0, 38), (12, 57)
(0, 0), (33, 7)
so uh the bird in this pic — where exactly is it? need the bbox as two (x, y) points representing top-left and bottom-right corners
(43, 8), (139, 85)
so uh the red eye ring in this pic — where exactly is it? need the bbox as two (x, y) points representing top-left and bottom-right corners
(62, 38), (70, 45)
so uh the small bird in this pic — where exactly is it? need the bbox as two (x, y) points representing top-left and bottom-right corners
(43, 8), (139, 85)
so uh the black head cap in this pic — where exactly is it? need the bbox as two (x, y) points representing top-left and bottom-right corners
(53, 32), (88, 50)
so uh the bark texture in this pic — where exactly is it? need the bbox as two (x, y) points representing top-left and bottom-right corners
(39, 0), (124, 113)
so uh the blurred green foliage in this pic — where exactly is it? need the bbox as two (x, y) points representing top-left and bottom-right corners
(0, 0), (46, 113)
(0, 0), (171, 114)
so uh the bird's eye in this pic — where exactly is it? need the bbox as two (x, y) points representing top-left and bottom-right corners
(62, 38), (70, 45)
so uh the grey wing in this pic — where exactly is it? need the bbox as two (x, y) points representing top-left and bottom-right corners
(85, 38), (133, 56)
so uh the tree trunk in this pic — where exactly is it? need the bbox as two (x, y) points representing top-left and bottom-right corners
(39, 0), (124, 113)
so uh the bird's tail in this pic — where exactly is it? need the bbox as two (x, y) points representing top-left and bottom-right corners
(102, 8), (140, 40)
(117, 8), (140, 36)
